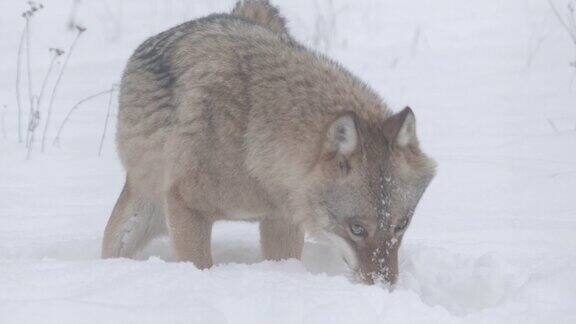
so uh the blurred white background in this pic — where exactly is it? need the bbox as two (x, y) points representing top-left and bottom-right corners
(0, 1), (575, 323)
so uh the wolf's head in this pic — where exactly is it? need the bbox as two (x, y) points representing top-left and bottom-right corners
(306, 107), (436, 285)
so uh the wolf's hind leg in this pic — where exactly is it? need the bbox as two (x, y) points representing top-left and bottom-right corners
(101, 180), (165, 258)
(165, 190), (214, 269)
(260, 217), (304, 261)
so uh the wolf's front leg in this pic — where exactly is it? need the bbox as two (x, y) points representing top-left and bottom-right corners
(260, 217), (304, 261)
(165, 191), (214, 269)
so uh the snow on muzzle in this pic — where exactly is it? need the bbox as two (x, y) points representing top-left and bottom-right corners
(355, 236), (400, 286)
(325, 231), (400, 286)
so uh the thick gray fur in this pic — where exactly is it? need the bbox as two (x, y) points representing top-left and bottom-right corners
(102, 0), (436, 285)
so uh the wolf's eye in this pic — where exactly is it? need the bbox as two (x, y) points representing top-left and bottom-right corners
(350, 223), (367, 237)
(395, 218), (409, 233)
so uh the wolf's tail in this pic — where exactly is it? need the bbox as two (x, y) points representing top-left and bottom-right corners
(232, 0), (289, 36)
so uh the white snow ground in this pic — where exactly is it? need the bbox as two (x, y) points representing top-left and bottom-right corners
(1, 0), (576, 323)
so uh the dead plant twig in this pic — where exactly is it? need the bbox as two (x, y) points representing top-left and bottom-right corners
(547, 118), (560, 134)
(548, 1), (576, 68)
(26, 48), (63, 157)
(23, 2), (44, 149)
(98, 85), (117, 156)
(41, 24), (86, 152)
(15, 25), (26, 143)
(53, 88), (114, 147)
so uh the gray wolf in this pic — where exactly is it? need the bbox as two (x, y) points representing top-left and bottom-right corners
(102, 0), (436, 285)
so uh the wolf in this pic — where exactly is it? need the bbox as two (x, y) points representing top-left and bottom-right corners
(102, 0), (436, 285)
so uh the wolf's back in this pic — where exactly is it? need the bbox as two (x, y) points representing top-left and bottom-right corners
(115, 1), (296, 173)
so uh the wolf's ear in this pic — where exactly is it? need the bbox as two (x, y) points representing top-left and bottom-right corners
(326, 113), (358, 157)
(324, 113), (358, 174)
(383, 106), (417, 148)
(324, 113), (358, 175)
